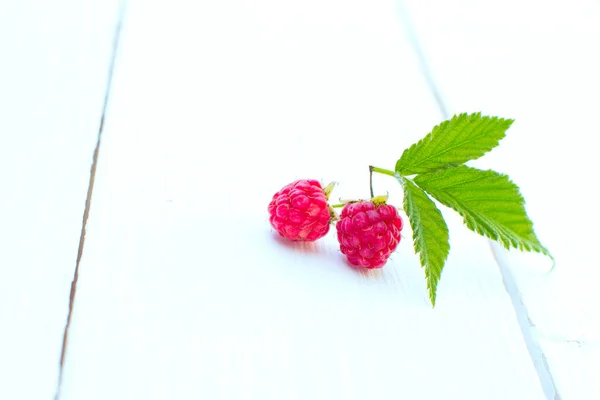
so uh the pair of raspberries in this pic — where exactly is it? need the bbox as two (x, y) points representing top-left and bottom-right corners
(268, 179), (403, 269)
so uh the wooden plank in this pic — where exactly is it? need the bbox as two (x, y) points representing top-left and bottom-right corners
(0, 1), (121, 399)
(402, 0), (600, 398)
(59, 1), (546, 398)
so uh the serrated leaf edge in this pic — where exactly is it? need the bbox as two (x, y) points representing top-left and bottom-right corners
(400, 175), (450, 307)
(395, 112), (514, 175)
(414, 167), (553, 261)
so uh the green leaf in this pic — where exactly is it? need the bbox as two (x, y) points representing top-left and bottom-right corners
(414, 166), (552, 259)
(401, 177), (450, 307)
(395, 113), (513, 175)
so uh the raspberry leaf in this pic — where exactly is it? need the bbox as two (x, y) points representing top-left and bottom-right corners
(414, 166), (552, 260)
(395, 113), (513, 175)
(402, 177), (450, 307)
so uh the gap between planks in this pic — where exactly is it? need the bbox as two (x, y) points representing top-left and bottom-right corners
(53, 5), (126, 400)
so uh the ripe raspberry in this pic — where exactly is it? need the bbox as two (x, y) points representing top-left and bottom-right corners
(268, 179), (334, 241)
(336, 200), (403, 269)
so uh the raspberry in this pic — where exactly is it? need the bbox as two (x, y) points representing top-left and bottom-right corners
(268, 179), (334, 241)
(336, 200), (403, 269)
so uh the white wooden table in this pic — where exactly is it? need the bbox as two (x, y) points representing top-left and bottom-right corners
(2, 1), (598, 399)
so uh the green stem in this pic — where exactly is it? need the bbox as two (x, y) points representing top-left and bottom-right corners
(370, 166), (396, 177)
(368, 166), (374, 198)
(331, 203), (346, 208)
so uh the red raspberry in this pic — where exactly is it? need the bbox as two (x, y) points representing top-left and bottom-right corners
(268, 179), (333, 241)
(336, 200), (403, 269)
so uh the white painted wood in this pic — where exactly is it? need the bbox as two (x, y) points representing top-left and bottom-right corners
(0, 1), (120, 398)
(60, 1), (546, 398)
(402, 0), (600, 397)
